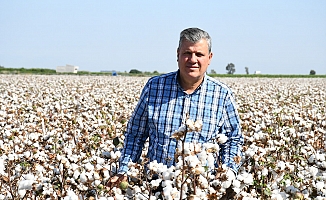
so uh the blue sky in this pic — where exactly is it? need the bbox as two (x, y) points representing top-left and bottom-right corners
(1, 1), (325, 75)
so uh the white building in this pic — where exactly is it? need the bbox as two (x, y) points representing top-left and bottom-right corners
(56, 65), (79, 73)
(254, 71), (261, 74)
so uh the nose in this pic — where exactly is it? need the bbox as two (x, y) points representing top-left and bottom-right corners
(190, 53), (197, 63)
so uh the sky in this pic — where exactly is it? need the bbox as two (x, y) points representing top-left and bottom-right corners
(1, 1), (326, 75)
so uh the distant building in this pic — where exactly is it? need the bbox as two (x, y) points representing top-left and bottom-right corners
(254, 71), (261, 74)
(56, 65), (78, 73)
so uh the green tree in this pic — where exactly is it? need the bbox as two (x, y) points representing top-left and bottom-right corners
(226, 63), (235, 74)
(129, 69), (142, 74)
(245, 67), (249, 75)
(309, 70), (316, 75)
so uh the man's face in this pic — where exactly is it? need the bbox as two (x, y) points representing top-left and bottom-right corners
(177, 39), (213, 83)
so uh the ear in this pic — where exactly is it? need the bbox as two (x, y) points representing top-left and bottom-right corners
(177, 48), (180, 61)
(208, 52), (213, 65)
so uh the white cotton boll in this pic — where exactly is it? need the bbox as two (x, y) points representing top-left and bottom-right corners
(316, 153), (325, 161)
(197, 151), (207, 164)
(243, 173), (254, 185)
(162, 171), (171, 180)
(186, 155), (200, 168)
(23, 151), (31, 158)
(110, 151), (117, 160)
(73, 170), (80, 180)
(84, 162), (94, 171)
(207, 154), (215, 169)
(186, 119), (195, 131)
(93, 172), (100, 179)
(18, 180), (34, 190)
(309, 166), (318, 177)
(25, 174), (34, 180)
(94, 180), (101, 186)
(8, 154), (16, 161)
(156, 164), (167, 174)
(316, 181), (325, 191)
(232, 179), (241, 188)
(277, 161), (285, 170)
(55, 154), (61, 162)
(18, 190), (26, 198)
(79, 172), (88, 183)
(97, 157), (105, 165)
(71, 163), (79, 171)
(86, 171), (94, 181)
(151, 179), (162, 187)
(183, 143), (192, 155)
(217, 134), (228, 144)
(227, 170), (236, 181)
(63, 190), (79, 200)
(198, 174), (209, 188)
(222, 180), (232, 189)
(0, 159), (5, 175)
(308, 154), (315, 163)
(194, 120), (202, 130)
(162, 180), (173, 188)
(149, 196), (157, 200)
(262, 168), (268, 176)
(102, 169), (110, 178)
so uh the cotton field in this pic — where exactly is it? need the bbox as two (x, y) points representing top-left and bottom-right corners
(0, 75), (325, 200)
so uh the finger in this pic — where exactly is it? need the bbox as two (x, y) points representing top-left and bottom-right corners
(118, 174), (128, 182)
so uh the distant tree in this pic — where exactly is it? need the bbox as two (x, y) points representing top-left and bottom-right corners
(245, 67), (249, 75)
(210, 69), (216, 74)
(0, 65), (4, 68)
(309, 70), (316, 75)
(129, 69), (142, 74)
(226, 63), (235, 74)
(153, 70), (159, 74)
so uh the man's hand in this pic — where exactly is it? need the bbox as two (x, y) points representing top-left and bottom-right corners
(107, 174), (128, 189)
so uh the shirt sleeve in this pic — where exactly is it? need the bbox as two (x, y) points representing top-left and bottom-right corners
(219, 92), (244, 173)
(118, 82), (150, 174)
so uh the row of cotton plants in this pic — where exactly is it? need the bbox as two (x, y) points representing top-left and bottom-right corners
(0, 75), (325, 200)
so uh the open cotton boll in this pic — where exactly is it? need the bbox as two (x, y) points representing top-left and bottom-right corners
(63, 190), (79, 200)
(18, 190), (26, 198)
(309, 166), (319, 177)
(150, 178), (162, 187)
(217, 134), (228, 144)
(315, 181), (325, 191)
(18, 179), (34, 190)
(79, 172), (88, 183)
(207, 154), (215, 168)
(84, 162), (94, 171)
(0, 159), (5, 175)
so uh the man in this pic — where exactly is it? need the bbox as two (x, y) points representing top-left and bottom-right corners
(110, 27), (243, 187)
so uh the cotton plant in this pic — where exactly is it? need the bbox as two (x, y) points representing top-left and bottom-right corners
(1, 75), (326, 199)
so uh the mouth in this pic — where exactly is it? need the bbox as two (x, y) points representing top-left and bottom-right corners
(187, 65), (199, 69)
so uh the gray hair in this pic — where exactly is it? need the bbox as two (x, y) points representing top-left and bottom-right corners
(178, 27), (212, 53)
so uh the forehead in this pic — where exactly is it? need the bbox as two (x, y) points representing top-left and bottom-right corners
(179, 39), (209, 52)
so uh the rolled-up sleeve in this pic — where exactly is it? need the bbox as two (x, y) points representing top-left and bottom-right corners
(219, 93), (243, 173)
(118, 82), (150, 174)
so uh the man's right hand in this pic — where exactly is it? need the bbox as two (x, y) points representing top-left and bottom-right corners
(107, 174), (128, 189)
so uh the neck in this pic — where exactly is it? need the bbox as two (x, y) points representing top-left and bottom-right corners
(178, 75), (204, 94)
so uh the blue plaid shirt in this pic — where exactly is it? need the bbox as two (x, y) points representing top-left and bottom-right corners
(118, 71), (243, 174)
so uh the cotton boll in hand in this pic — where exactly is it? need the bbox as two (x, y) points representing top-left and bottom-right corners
(217, 134), (228, 144)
